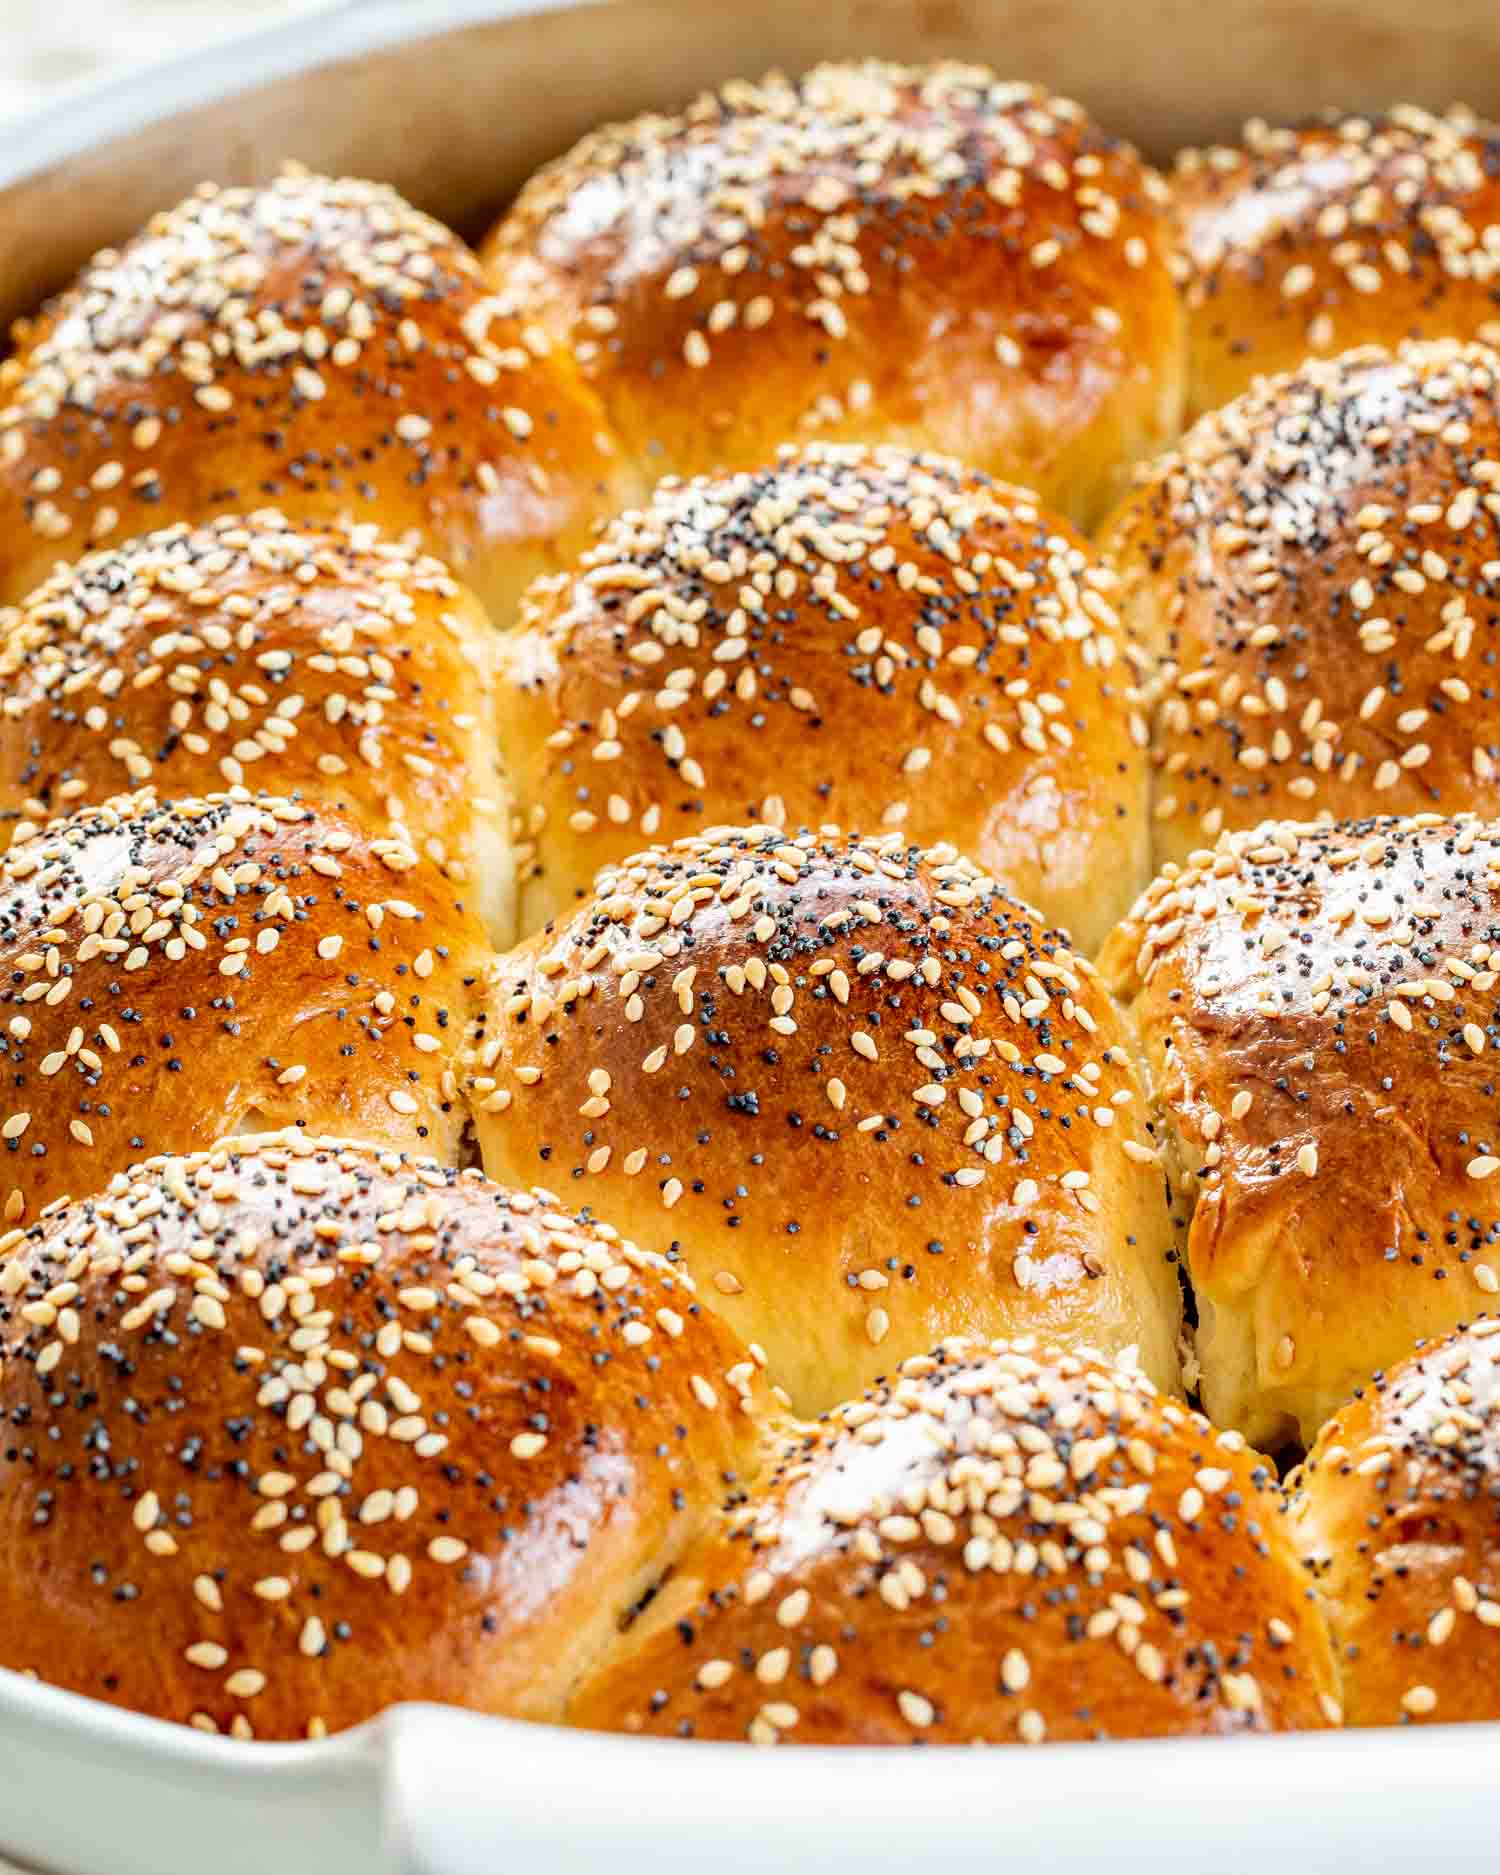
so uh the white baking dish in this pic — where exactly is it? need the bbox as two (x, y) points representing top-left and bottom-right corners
(4, 2), (1500, 1869)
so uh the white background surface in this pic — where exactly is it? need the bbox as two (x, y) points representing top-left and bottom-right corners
(0, 0), (325, 120)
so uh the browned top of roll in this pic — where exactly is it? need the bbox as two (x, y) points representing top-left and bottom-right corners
(483, 61), (1184, 527)
(0, 1132), (777, 1739)
(467, 826), (1183, 1414)
(571, 1336), (1339, 1743)
(0, 170), (624, 621)
(1289, 1317), (1500, 1728)
(1101, 813), (1500, 1447)
(501, 443), (1151, 954)
(1101, 341), (1500, 873)
(1173, 107), (1500, 418)
(0, 788), (488, 1223)
(0, 513), (510, 927)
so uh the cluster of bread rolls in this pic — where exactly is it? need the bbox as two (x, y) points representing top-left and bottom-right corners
(4, 63), (1500, 1750)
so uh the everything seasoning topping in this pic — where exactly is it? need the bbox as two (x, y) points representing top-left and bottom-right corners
(469, 824), (1175, 1405)
(0, 512), (499, 881)
(0, 1132), (769, 1737)
(503, 443), (1148, 945)
(1105, 812), (1500, 1439)
(8, 69), (1500, 1756)
(0, 787), (483, 1218)
(575, 1337), (1338, 1743)
(0, 169), (612, 598)
(1108, 341), (1500, 854)
(1176, 108), (1500, 359)
(488, 59), (1176, 507)
(1292, 1315), (1500, 1726)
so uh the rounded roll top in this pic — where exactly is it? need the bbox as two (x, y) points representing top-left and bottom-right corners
(1103, 340), (1500, 871)
(0, 1133), (778, 1737)
(469, 825), (1183, 1413)
(0, 788), (490, 1219)
(484, 61), (1184, 528)
(1174, 107), (1500, 418)
(0, 169), (626, 622)
(574, 1336), (1339, 1743)
(0, 512), (513, 936)
(1291, 1317), (1500, 1728)
(1103, 811), (1500, 1446)
(501, 442), (1151, 953)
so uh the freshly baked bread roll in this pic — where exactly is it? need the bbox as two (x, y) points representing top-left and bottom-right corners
(0, 789), (486, 1222)
(0, 170), (624, 623)
(1289, 1317), (1500, 1728)
(0, 1132), (778, 1738)
(0, 514), (513, 938)
(572, 1336), (1339, 1742)
(482, 61), (1185, 529)
(1101, 812), (1500, 1448)
(501, 444), (1151, 954)
(1100, 341), (1500, 873)
(1173, 107), (1500, 421)
(467, 826), (1183, 1413)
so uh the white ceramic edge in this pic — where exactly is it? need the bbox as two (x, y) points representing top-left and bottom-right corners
(0, 0), (587, 193)
(5, 1660), (1500, 1875)
(0, 1667), (383, 1875)
(382, 1699), (1500, 1875)
(2, 5), (1500, 1872)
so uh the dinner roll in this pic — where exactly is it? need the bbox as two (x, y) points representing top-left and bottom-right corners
(0, 1132), (778, 1738)
(0, 788), (486, 1223)
(0, 169), (624, 622)
(482, 61), (1184, 529)
(0, 513), (513, 938)
(1101, 812), (1500, 1448)
(1173, 107), (1500, 421)
(571, 1336), (1339, 1742)
(1289, 1317), (1500, 1728)
(501, 444), (1151, 954)
(467, 826), (1183, 1414)
(1100, 341), (1500, 873)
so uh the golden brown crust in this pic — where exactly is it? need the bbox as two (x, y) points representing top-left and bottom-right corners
(0, 1132), (778, 1738)
(0, 789), (489, 1223)
(1289, 1317), (1500, 1728)
(0, 514), (514, 938)
(1174, 108), (1500, 420)
(1290, 1320), (1500, 1725)
(501, 444), (1151, 955)
(1100, 341), (1500, 876)
(1101, 812), (1500, 1448)
(482, 62), (1184, 530)
(571, 1337), (1339, 1743)
(466, 827), (1183, 1415)
(0, 170), (626, 624)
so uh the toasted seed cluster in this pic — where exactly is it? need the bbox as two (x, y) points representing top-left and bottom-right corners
(501, 442), (1151, 953)
(483, 60), (1184, 527)
(570, 1336), (1339, 1744)
(1102, 341), (1500, 872)
(0, 787), (488, 1220)
(18, 69), (1500, 1758)
(1289, 1316), (1500, 1728)
(0, 168), (623, 620)
(468, 825), (1183, 1413)
(0, 512), (513, 936)
(1173, 107), (1500, 418)
(1102, 812), (1500, 1447)
(0, 1131), (775, 1739)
